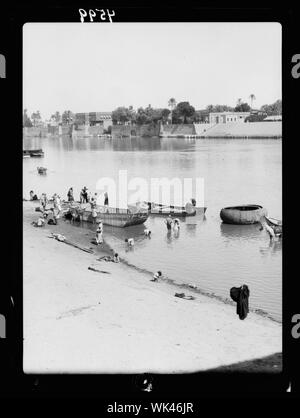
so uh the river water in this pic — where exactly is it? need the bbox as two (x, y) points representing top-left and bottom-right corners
(23, 135), (282, 321)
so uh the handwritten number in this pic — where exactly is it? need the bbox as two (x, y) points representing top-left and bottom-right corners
(107, 9), (115, 22)
(79, 8), (114, 23)
(79, 9), (87, 23)
(89, 9), (96, 22)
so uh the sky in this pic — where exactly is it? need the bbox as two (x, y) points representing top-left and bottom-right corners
(23, 22), (282, 120)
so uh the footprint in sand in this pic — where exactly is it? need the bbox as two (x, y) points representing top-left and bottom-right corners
(57, 304), (98, 319)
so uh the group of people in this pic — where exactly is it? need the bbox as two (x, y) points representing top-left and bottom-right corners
(164, 215), (180, 232)
(31, 191), (63, 227)
(67, 186), (108, 207)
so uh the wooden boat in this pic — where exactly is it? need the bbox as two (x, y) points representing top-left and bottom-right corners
(62, 203), (149, 227)
(220, 204), (267, 225)
(31, 152), (44, 157)
(23, 149), (44, 157)
(265, 216), (282, 235)
(146, 201), (207, 217)
(37, 167), (47, 174)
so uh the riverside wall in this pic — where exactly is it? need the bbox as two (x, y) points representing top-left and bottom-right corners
(23, 121), (282, 139)
(111, 123), (160, 138)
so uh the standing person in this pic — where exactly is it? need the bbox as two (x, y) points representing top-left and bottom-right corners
(67, 187), (74, 202)
(91, 206), (98, 224)
(165, 215), (173, 231)
(259, 219), (275, 241)
(173, 218), (180, 231)
(95, 221), (103, 244)
(104, 192), (109, 206)
(40, 193), (47, 211)
(56, 194), (62, 217)
(93, 192), (98, 205)
(83, 187), (88, 203)
(87, 190), (92, 203)
(80, 189), (84, 204)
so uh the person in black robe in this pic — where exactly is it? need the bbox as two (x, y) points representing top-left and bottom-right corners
(230, 284), (250, 320)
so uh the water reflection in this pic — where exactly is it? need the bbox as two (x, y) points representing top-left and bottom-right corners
(259, 238), (282, 256)
(185, 224), (197, 237)
(220, 222), (261, 240)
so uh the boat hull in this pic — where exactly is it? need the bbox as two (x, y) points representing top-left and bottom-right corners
(23, 149), (44, 157)
(63, 203), (149, 227)
(220, 205), (267, 225)
(265, 216), (282, 235)
(148, 202), (207, 217)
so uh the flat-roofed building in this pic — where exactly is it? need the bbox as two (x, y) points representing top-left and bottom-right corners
(75, 112), (112, 129)
(209, 111), (250, 124)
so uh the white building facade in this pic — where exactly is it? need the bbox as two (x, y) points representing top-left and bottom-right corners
(209, 112), (250, 124)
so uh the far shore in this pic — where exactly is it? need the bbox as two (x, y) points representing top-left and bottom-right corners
(23, 201), (282, 374)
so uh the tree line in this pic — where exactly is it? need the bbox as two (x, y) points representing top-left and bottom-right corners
(23, 109), (74, 127)
(23, 97), (282, 127)
(111, 97), (282, 125)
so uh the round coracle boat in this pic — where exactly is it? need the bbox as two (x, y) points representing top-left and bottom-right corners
(220, 204), (267, 225)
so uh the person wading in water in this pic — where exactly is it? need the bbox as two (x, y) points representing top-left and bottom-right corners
(165, 215), (173, 231)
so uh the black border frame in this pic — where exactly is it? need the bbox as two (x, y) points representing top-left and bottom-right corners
(1, 1), (299, 400)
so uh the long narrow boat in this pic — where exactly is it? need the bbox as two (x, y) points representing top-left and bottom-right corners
(146, 201), (207, 217)
(62, 202), (149, 227)
(265, 216), (282, 235)
(23, 149), (44, 157)
(220, 204), (267, 225)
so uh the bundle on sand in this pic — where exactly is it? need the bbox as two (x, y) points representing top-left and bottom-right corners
(174, 293), (195, 300)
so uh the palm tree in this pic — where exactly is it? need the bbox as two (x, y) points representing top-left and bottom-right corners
(168, 98), (177, 124)
(237, 98), (242, 107)
(249, 94), (256, 110)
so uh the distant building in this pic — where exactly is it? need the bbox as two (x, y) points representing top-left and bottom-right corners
(209, 111), (250, 124)
(75, 112), (112, 130)
(195, 110), (210, 123)
(263, 115), (282, 121)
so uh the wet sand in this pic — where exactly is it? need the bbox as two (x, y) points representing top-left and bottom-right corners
(23, 202), (281, 373)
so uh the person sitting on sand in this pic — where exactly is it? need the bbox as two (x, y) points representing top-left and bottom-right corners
(144, 229), (151, 237)
(151, 271), (162, 282)
(165, 215), (173, 231)
(125, 238), (134, 246)
(47, 208), (57, 225)
(30, 190), (38, 201)
(32, 215), (45, 227)
(113, 253), (120, 263)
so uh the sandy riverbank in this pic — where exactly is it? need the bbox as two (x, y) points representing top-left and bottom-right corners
(23, 202), (281, 374)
